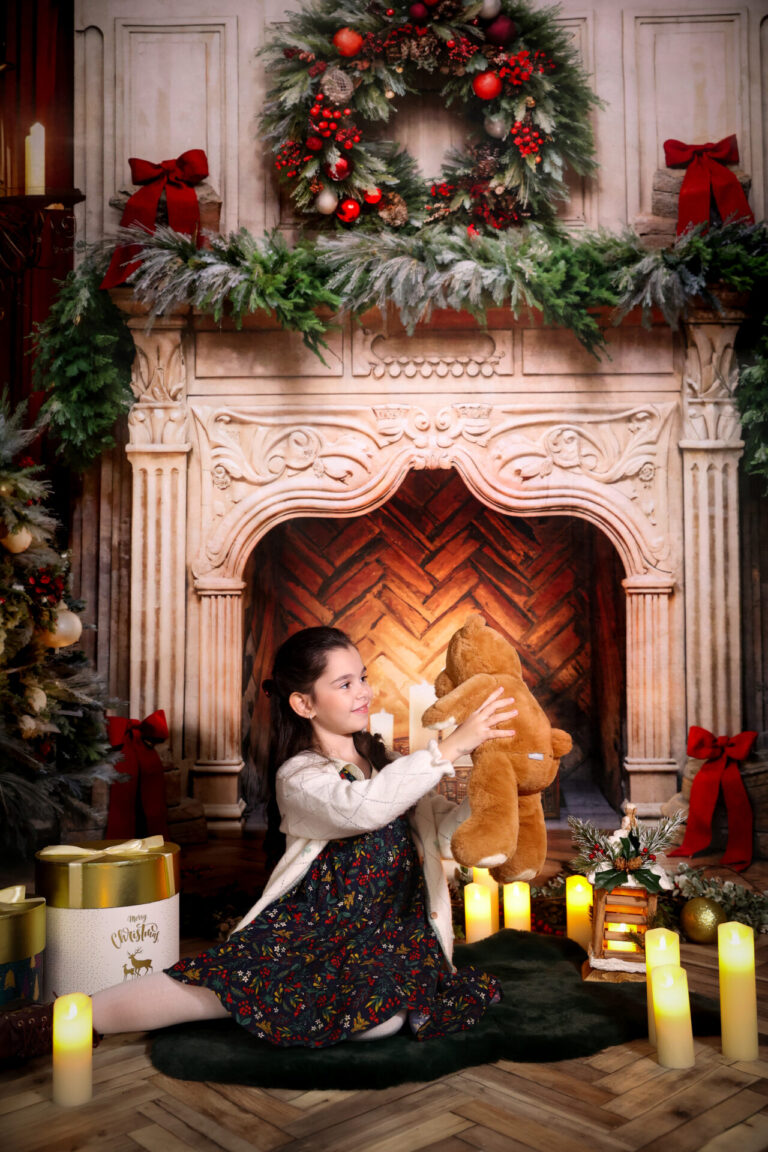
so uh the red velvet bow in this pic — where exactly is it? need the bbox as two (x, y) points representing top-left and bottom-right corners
(105, 710), (170, 839)
(663, 135), (754, 236)
(668, 725), (757, 871)
(100, 149), (209, 289)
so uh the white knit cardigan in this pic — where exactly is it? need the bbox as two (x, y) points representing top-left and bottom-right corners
(233, 740), (470, 965)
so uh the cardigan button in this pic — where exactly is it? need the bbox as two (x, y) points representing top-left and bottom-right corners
(430, 911), (438, 919)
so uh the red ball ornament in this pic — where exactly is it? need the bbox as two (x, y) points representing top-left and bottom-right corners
(409, 2), (428, 20)
(332, 27), (364, 57)
(486, 14), (516, 46)
(306, 135), (323, 152)
(363, 187), (383, 205)
(337, 197), (361, 223)
(326, 156), (352, 181)
(472, 71), (503, 100)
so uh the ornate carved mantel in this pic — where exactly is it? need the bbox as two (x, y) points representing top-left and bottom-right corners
(113, 298), (747, 829)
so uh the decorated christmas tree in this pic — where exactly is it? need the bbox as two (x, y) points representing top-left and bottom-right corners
(0, 398), (118, 857)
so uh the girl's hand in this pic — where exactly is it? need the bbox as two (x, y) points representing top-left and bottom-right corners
(438, 687), (518, 764)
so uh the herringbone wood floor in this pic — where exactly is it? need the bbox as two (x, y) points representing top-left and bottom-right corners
(2, 832), (768, 1152)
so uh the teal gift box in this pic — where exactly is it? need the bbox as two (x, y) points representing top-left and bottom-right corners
(0, 885), (46, 1005)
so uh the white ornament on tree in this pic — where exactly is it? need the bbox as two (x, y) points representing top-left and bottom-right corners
(484, 115), (508, 139)
(315, 187), (339, 215)
(480, 0), (502, 18)
(40, 603), (83, 649)
(18, 714), (38, 738)
(1, 525), (33, 553)
(25, 686), (47, 713)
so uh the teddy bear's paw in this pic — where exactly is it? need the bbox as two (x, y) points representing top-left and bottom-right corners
(476, 853), (508, 867)
(428, 718), (456, 731)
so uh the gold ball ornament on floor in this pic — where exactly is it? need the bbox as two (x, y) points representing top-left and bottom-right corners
(680, 896), (727, 943)
(39, 603), (83, 648)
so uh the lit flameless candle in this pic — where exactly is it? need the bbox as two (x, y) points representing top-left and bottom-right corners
(408, 682), (436, 753)
(503, 881), (531, 931)
(25, 122), (45, 194)
(464, 882), (493, 943)
(651, 965), (695, 1069)
(645, 927), (680, 1045)
(369, 709), (393, 748)
(718, 921), (759, 1061)
(472, 867), (500, 933)
(565, 875), (592, 951)
(53, 992), (93, 1106)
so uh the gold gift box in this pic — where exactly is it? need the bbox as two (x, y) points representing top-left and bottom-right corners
(0, 887), (46, 964)
(35, 837), (180, 910)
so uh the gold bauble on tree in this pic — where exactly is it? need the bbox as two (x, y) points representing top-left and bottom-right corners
(1, 525), (33, 553)
(39, 603), (83, 649)
(680, 896), (727, 944)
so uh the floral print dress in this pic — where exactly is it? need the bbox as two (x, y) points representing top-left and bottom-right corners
(166, 767), (501, 1048)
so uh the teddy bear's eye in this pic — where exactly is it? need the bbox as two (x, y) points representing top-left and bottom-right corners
(528, 753), (544, 760)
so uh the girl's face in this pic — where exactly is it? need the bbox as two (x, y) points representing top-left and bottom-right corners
(290, 645), (373, 746)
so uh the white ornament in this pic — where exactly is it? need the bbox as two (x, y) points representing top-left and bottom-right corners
(25, 686), (47, 713)
(484, 115), (508, 139)
(480, 0), (502, 18)
(40, 603), (83, 648)
(1, 526), (33, 553)
(315, 188), (339, 215)
(19, 714), (38, 738)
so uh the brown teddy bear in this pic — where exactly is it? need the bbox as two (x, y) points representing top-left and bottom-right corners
(421, 614), (572, 883)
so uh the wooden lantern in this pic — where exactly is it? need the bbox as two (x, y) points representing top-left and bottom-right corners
(582, 884), (658, 982)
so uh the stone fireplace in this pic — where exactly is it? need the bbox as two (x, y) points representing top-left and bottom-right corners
(114, 292), (747, 833)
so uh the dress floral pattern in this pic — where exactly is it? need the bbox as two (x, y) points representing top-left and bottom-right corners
(166, 767), (501, 1048)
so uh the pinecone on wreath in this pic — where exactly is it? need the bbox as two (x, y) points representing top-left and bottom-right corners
(378, 192), (409, 227)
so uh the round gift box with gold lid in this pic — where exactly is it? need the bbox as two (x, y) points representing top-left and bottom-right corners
(35, 837), (180, 997)
(0, 886), (46, 1005)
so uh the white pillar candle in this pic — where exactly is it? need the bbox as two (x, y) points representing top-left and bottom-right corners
(651, 965), (695, 1069)
(464, 882), (493, 943)
(25, 122), (45, 194)
(53, 993), (92, 1106)
(645, 928), (680, 1045)
(472, 867), (500, 933)
(718, 921), (759, 1061)
(369, 709), (393, 747)
(565, 876), (593, 951)
(408, 682), (436, 753)
(503, 881), (531, 931)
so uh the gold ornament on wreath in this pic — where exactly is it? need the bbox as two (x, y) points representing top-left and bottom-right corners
(261, 0), (599, 233)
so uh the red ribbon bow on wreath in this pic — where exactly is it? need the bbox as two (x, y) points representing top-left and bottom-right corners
(100, 149), (209, 290)
(668, 725), (757, 872)
(663, 134), (754, 236)
(105, 710), (170, 840)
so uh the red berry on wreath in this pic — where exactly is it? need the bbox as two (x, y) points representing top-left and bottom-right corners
(337, 197), (361, 223)
(472, 71), (502, 100)
(332, 27), (364, 57)
(486, 15), (516, 46)
(306, 135), (323, 151)
(409, 2), (428, 21)
(363, 187), (383, 204)
(326, 156), (352, 180)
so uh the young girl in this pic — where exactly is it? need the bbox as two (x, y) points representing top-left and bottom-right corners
(1, 626), (517, 1059)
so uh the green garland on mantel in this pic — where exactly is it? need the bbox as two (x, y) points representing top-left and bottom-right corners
(30, 219), (768, 479)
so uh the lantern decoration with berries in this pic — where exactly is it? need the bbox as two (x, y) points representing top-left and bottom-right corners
(262, 0), (600, 233)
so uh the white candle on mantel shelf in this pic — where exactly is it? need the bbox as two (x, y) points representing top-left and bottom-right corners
(503, 881), (531, 931)
(473, 867), (500, 933)
(645, 927), (680, 1046)
(464, 882), (493, 943)
(408, 682), (436, 753)
(369, 709), (393, 748)
(718, 921), (759, 1061)
(53, 992), (93, 1107)
(25, 122), (45, 195)
(651, 964), (695, 1069)
(565, 875), (593, 951)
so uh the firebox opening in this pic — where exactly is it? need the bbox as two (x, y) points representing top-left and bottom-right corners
(241, 469), (626, 825)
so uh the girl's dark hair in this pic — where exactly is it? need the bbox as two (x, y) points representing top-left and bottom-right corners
(263, 626), (390, 870)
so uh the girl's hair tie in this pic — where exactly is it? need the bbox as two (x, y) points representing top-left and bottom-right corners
(262, 678), (276, 698)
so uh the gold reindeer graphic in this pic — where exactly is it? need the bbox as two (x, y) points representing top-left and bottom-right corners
(125, 947), (154, 976)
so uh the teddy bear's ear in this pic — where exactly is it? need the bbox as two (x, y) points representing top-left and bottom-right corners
(551, 729), (573, 758)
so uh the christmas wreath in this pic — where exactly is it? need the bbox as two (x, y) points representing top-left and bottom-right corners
(261, 0), (600, 232)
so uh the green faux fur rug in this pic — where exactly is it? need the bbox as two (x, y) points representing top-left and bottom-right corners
(150, 930), (719, 1089)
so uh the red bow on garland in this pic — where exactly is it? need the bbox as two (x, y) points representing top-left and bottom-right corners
(663, 135), (754, 236)
(105, 710), (170, 840)
(668, 725), (757, 872)
(100, 149), (209, 290)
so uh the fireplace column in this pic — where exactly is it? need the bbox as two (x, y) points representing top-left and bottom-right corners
(680, 299), (747, 736)
(114, 294), (191, 761)
(192, 577), (246, 833)
(623, 574), (678, 816)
